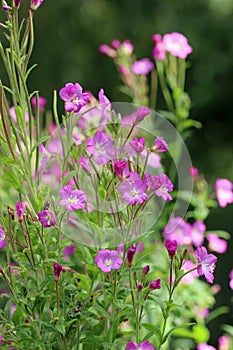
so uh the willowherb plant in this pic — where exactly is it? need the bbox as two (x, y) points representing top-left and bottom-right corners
(0, 2), (232, 350)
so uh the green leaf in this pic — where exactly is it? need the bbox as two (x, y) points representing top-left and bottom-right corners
(90, 303), (110, 320)
(193, 324), (210, 343)
(61, 170), (77, 187)
(163, 323), (196, 344)
(30, 136), (51, 158)
(55, 322), (66, 336)
(206, 306), (229, 324)
(142, 327), (162, 342)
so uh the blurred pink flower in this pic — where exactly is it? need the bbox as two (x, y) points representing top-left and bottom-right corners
(163, 32), (193, 59)
(163, 217), (192, 245)
(191, 221), (206, 247)
(197, 343), (216, 350)
(215, 178), (233, 208)
(206, 233), (228, 254)
(132, 58), (154, 75)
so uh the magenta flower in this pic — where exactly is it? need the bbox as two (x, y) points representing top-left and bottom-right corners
(191, 221), (206, 247)
(195, 246), (217, 284)
(154, 174), (173, 201)
(78, 157), (91, 173)
(218, 336), (230, 350)
(144, 173), (161, 192)
(30, 0), (44, 11)
(215, 178), (233, 208)
(53, 262), (67, 282)
(163, 217), (192, 245)
(152, 34), (166, 61)
(189, 166), (199, 179)
(126, 340), (155, 350)
(59, 83), (89, 113)
(59, 185), (87, 212)
(86, 130), (115, 165)
(163, 32), (193, 59)
(165, 239), (178, 258)
(131, 58), (154, 75)
(94, 250), (123, 273)
(63, 245), (76, 259)
(114, 160), (130, 181)
(152, 136), (168, 152)
(31, 95), (47, 113)
(38, 210), (56, 227)
(130, 137), (145, 153)
(0, 228), (6, 250)
(111, 39), (121, 50)
(127, 244), (136, 267)
(119, 172), (148, 206)
(149, 279), (161, 290)
(206, 234), (227, 254)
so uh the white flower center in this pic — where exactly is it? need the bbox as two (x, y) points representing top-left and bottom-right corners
(104, 258), (112, 267)
(68, 195), (78, 205)
(0, 232), (4, 242)
(131, 188), (138, 198)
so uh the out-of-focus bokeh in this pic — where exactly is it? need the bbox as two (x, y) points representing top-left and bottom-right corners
(0, 0), (232, 346)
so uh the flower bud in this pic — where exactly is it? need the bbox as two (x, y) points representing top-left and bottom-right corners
(142, 265), (150, 276)
(126, 244), (136, 267)
(149, 279), (161, 290)
(14, 0), (20, 9)
(165, 239), (178, 259)
(30, 0), (44, 11)
(137, 283), (143, 291)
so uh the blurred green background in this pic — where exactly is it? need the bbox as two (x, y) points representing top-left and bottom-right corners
(1, 0), (233, 346)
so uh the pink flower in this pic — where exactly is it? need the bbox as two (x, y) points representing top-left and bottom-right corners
(144, 173), (161, 192)
(154, 174), (173, 201)
(149, 279), (161, 290)
(218, 335), (230, 350)
(197, 343), (216, 350)
(152, 136), (168, 152)
(111, 39), (121, 50)
(0, 228), (6, 250)
(142, 265), (150, 275)
(163, 217), (192, 245)
(206, 234), (227, 254)
(30, 0), (44, 11)
(31, 96), (47, 113)
(181, 260), (198, 284)
(189, 166), (199, 179)
(229, 269), (233, 290)
(195, 246), (217, 284)
(152, 34), (166, 61)
(126, 340), (155, 350)
(130, 138), (145, 153)
(63, 245), (76, 259)
(135, 106), (151, 124)
(118, 172), (148, 206)
(86, 130), (115, 165)
(165, 240), (177, 258)
(131, 58), (154, 75)
(114, 161), (130, 181)
(215, 178), (233, 208)
(99, 44), (116, 58)
(191, 221), (206, 247)
(38, 210), (56, 227)
(59, 185), (87, 212)
(78, 157), (91, 173)
(163, 32), (193, 59)
(59, 83), (89, 113)
(94, 250), (123, 273)
(121, 40), (134, 55)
